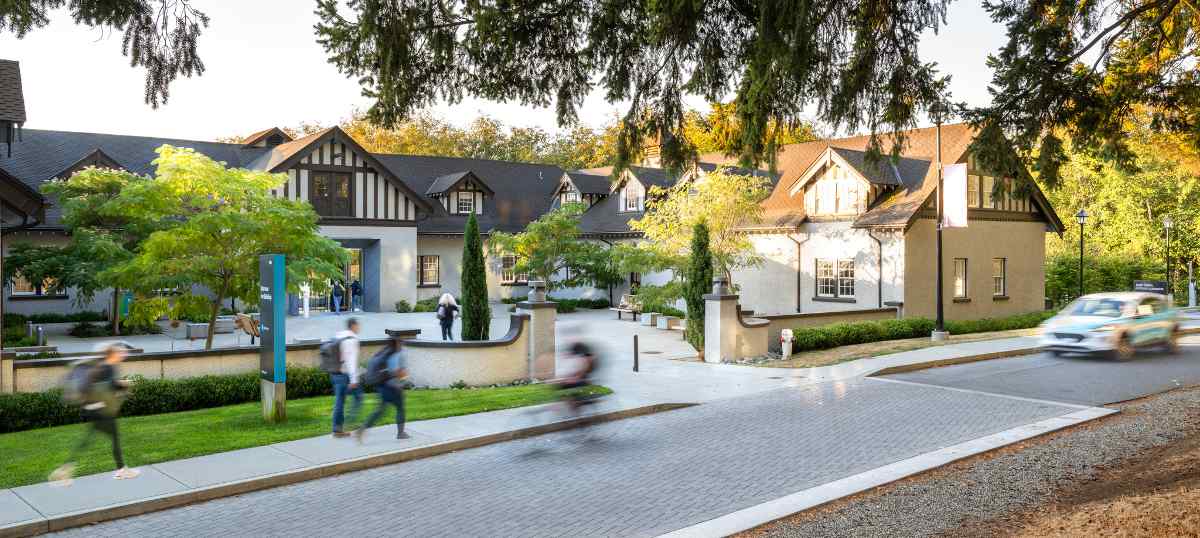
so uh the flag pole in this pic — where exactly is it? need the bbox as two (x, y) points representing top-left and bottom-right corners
(933, 114), (947, 341)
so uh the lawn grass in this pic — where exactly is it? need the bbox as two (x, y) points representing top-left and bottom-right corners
(753, 328), (1040, 369)
(0, 383), (610, 489)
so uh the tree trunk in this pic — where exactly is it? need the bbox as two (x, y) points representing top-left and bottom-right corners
(204, 295), (222, 350)
(110, 287), (122, 336)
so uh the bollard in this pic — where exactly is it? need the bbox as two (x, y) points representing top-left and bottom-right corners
(35, 325), (46, 346)
(633, 334), (639, 372)
(25, 321), (32, 339)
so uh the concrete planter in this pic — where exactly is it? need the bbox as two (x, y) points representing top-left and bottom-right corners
(656, 316), (679, 330)
(641, 312), (660, 326)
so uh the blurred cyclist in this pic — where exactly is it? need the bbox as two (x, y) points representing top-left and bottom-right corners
(557, 339), (600, 417)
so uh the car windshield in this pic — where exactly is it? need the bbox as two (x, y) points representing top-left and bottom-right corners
(1067, 298), (1126, 318)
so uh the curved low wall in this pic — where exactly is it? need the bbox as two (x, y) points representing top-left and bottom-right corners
(7, 316), (536, 392)
(735, 309), (770, 359)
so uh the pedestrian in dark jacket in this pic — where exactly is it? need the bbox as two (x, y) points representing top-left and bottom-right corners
(436, 293), (459, 340)
(332, 281), (345, 314)
(49, 343), (140, 485)
(356, 335), (410, 442)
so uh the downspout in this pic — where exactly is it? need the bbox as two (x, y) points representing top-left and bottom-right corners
(787, 232), (810, 313)
(867, 229), (884, 308)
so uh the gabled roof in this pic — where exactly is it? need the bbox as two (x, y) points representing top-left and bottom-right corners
(425, 170), (496, 196)
(53, 148), (127, 179)
(0, 165), (43, 221)
(244, 126), (433, 213)
(0, 60), (26, 125)
(562, 171), (610, 194)
(374, 154), (564, 234)
(240, 127), (292, 147)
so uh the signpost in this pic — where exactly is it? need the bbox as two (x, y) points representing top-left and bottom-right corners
(1133, 280), (1168, 295)
(259, 254), (287, 422)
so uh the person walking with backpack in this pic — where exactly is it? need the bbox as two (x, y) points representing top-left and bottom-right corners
(356, 334), (411, 442)
(49, 343), (140, 485)
(436, 293), (459, 340)
(322, 317), (363, 437)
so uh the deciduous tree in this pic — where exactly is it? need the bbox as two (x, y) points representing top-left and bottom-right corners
(488, 203), (620, 291)
(103, 146), (347, 349)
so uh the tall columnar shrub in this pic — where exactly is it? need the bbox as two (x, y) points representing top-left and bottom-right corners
(461, 214), (490, 340)
(684, 223), (713, 351)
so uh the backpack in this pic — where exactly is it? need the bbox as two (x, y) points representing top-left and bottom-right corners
(436, 305), (447, 320)
(363, 348), (394, 387)
(61, 358), (101, 405)
(318, 336), (351, 373)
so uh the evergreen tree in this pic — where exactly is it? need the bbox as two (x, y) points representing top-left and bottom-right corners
(461, 214), (490, 340)
(683, 223), (713, 352)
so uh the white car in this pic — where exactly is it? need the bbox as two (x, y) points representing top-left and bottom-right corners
(1040, 292), (1180, 360)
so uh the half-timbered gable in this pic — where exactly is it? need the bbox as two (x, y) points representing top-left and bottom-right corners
(248, 127), (431, 225)
(553, 172), (609, 208)
(424, 171), (494, 216)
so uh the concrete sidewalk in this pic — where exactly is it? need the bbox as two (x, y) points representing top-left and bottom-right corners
(0, 333), (1047, 537)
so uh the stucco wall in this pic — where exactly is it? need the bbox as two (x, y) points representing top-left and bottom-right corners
(11, 315), (535, 392)
(320, 225), (418, 311)
(731, 234), (800, 316)
(415, 236), (534, 303)
(903, 218), (1048, 320)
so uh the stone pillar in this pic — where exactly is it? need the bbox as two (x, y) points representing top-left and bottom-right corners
(703, 277), (739, 363)
(1, 356), (14, 393)
(517, 281), (557, 380)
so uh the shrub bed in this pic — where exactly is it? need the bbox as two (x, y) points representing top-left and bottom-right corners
(0, 367), (334, 434)
(790, 311), (1053, 353)
(3, 311), (108, 328)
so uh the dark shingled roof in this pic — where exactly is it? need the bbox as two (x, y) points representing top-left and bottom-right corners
(240, 126), (292, 147)
(564, 171), (610, 194)
(424, 171), (495, 196)
(0, 129), (266, 229)
(0, 59), (26, 124)
(373, 154), (564, 234)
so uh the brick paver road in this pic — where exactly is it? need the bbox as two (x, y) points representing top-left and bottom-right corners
(53, 378), (1077, 538)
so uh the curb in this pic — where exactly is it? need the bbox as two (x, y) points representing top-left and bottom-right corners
(867, 326), (1200, 378)
(2, 402), (695, 538)
(658, 406), (1118, 538)
(867, 346), (1044, 377)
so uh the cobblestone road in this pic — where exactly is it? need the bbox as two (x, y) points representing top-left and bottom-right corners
(53, 378), (1077, 538)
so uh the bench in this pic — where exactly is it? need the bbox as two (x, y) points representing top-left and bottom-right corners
(609, 294), (642, 321)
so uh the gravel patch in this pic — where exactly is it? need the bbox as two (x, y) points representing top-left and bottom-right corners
(741, 385), (1200, 537)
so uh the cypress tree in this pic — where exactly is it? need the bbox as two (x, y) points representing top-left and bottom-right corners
(460, 214), (490, 340)
(684, 222), (713, 351)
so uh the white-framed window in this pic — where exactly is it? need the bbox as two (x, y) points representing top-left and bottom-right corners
(981, 176), (994, 209)
(419, 255), (440, 286)
(816, 259), (854, 298)
(954, 258), (968, 298)
(967, 175), (980, 207)
(992, 258), (1006, 296)
(838, 260), (855, 297)
(623, 182), (643, 212)
(457, 193), (474, 214)
(501, 255), (528, 284)
(563, 190), (580, 203)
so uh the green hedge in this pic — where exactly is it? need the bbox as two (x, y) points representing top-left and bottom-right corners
(643, 304), (686, 319)
(790, 311), (1053, 353)
(0, 367), (334, 434)
(3, 311), (107, 328)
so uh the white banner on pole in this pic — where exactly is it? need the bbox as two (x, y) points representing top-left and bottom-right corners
(942, 163), (968, 228)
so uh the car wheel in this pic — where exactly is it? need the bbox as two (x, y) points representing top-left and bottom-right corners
(1112, 336), (1136, 361)
(1166, 328), (1181, 354)
(1048, 349), (1063, 358)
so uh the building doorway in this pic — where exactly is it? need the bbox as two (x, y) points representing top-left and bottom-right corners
(345, 248), (363, 311)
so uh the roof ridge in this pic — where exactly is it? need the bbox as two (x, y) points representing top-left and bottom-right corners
(372, 151), (563, 168)
(20, 127), (246, 148)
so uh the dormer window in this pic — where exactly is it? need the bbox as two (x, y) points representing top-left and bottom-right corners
(563, 190), (580, 203)
(457, 194), (475, 214)
(622, 181), (644, 212)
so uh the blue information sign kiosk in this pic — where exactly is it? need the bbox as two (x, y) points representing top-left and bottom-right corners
(260, 254), (287, 422)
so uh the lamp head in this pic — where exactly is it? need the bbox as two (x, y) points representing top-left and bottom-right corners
(1075, 208), (1089, 225)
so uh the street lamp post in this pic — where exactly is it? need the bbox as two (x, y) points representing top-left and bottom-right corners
(1165, 216), (1174, 302)
(931, 110), (947, 341)
(1075, 209), (1088, 299)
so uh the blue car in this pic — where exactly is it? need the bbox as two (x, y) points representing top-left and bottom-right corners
(1039, 292), (1180, 360)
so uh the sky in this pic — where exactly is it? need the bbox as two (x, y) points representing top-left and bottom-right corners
(0, 1), (1009, 142)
